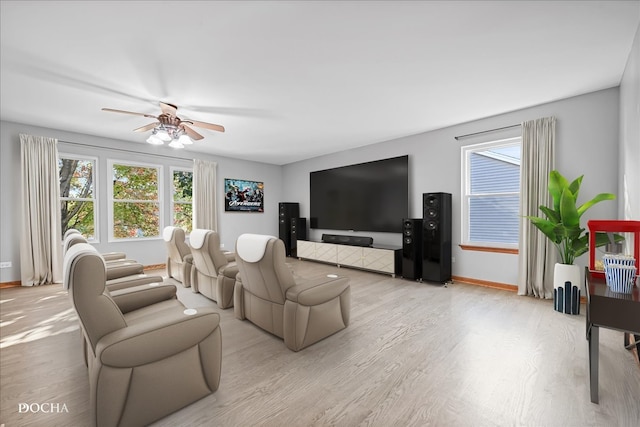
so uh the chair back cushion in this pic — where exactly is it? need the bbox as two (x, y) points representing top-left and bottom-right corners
(63, 232), (88, 255)
(163, 226), (191, 263)
(64, 243), (127, 353)
(63, 228), (81, 240)
(235, 234), (296, 304)
(190, 229), (229, 277)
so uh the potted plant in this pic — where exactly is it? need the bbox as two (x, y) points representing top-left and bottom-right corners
(526, 170), (622, 307)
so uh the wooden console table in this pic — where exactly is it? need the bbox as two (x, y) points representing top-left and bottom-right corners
(584, 267), (640, 403)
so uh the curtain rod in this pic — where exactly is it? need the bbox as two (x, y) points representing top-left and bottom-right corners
(58, 139), (194, 162)
(454, 124), (521, 141)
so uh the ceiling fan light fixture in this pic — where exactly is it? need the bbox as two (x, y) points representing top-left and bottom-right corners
(168, 139), (184, 149)
(178, 134), (193, 145)
(156, 128), (172, 142)
(146, 133), (164, 145)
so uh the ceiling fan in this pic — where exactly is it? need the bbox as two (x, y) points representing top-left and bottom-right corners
(102, 101), (225, 148)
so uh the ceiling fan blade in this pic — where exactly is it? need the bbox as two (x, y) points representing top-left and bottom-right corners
(160, 102), (178, 116)
(185, 119), (225, 133)
(133, 122), (160, 132)
(102, 108), (157, 119)
(182, 125), (204, 140)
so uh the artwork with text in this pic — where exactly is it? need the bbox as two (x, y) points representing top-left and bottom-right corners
(224, 178), (264, 212)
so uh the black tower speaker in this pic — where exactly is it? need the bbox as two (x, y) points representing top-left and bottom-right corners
(279, 202), (299, 256)
(402, 218), (423, 280)
(290, 217), (307, 257)
(422, 193), (452, 283)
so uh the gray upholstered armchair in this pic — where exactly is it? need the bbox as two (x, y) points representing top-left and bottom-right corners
(163, 226), (194, 287)
(189, 228), (238, 309)
(64, 242), (222, 427)
(233, 234), (351, 351)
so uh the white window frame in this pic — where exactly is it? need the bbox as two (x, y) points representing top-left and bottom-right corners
(58, 153), (99, 242)
(108, 159), (163, 242)
(170, 166), (193, 234)
(461, 136), (521, 249)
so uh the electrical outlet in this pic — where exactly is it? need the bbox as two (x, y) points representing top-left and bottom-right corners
(0, 261), (12, 269)
(220, 243), (225, 249)
(451, 257), (456, 263)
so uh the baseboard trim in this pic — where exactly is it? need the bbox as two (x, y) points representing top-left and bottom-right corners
(452, 275), (518, 292)
(143, 263), (166, 271)
(0, 281), (22, 289)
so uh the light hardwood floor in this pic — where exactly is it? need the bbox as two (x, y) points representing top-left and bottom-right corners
(1, 259), (639, 426)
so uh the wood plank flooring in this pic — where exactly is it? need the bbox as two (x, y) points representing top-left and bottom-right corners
(1, 258), (639, 426)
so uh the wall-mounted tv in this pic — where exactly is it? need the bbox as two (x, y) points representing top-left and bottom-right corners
(310, 155), (408, 233)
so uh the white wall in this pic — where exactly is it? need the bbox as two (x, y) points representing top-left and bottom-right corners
(283, 88), (622, 286)
(619, 23), (640, 220)
(1, 86), (632, 286)
(0, 121), (282, 283)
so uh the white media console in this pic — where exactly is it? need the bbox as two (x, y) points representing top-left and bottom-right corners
(296, 240), (401, 277)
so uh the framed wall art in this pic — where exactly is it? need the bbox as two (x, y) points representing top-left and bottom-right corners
(224, 178), (264, 212)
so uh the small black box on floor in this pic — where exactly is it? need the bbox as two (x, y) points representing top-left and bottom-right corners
(554, 281), (580, 315)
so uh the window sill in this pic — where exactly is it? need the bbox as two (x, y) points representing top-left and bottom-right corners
(459, 244), (519, 255)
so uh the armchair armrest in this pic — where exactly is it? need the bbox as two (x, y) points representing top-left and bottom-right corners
(219, 262), (239, 279)
(105, 261), (145, 280)
(286, 276), (350, 306)
(223, 251), (236, 263)
(102, 252), (127, 261)
(110, 283), (177, 314)
(96, 308), (221, 367)
(106, 273), (164, 291)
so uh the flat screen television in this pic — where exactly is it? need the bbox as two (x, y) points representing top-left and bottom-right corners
(310, 155), (409, 233)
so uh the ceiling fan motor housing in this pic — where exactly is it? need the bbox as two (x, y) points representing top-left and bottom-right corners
(159, 114), (181, 127)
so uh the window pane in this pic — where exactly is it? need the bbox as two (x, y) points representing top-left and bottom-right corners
(60, 200), (95, 239)
(113, 202), (160, 238)
(469, 195), (520, 244)
(462, 137), (521, 247)
(173, 203), (193, 233)
(173, 170), (193, 202)
(59, 158), (94, 198)
(113, 165), (158, 201)
(470, 152), (520, 194)
(59, 157), (96, 239)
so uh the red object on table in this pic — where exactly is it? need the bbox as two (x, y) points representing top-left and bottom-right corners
(587, 220), (640, 279)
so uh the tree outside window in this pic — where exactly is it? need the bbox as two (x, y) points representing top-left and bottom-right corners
(59, 156), (96, 240)
(172, 168), (193, 233)
(111, 162), (161, 239)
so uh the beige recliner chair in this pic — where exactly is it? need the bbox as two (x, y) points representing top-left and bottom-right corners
(64, 229), (126, 261)
(63, 232), (163, 288)
(189, 229), (238, 309)
(163, 226), (194, 287)
(234, 234), (351, 351)
(64, 243), (222, 427)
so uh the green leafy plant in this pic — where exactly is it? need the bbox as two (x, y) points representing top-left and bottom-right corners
(526, 170), (621, 265)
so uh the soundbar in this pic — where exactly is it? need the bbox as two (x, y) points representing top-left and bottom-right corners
(321, 234), (373, 247)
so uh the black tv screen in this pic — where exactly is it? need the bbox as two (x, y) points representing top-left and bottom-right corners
(310, 155), (409, 233)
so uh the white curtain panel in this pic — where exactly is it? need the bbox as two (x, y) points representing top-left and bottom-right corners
(517, 117), (556, 298)
(193, 159), (218, 230)
(19, 134), (62, 286)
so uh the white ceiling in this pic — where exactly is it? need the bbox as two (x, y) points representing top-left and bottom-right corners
(1, 1), (639, 165)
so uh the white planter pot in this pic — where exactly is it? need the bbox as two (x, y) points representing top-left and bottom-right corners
(553, 263), (581, 314)
(553, 263), (581, 290)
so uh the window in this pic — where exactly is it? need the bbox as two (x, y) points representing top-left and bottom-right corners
(461, 137), (521, 248)
(109, 161), (162, 240)
(171, 167), (193, 233)
(59, 155), (97, 240)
